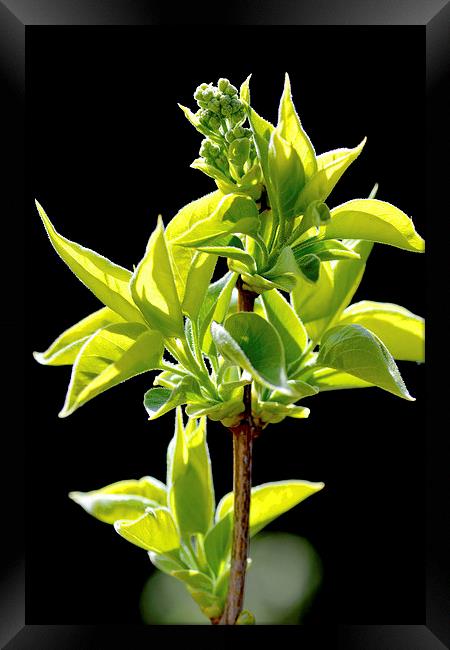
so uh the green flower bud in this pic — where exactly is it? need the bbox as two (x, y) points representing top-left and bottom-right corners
(197, 108), (210, 125)
(201, 87), (215, 102)
(232, 125), (246, 139)
(230, 97), (242, 113)
(194, 83), (209, 102)
(221, 103), (233, 117)
(225, 130), (236, 143)
(218, 78), (238, 96)
(208, 114), (221, 130)
(200, 138), (221, 160)
(207, 97), (221, 114)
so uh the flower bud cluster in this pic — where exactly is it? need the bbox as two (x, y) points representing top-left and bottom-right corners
(194, 78), (245, 132)
(191, 78), (260, 187)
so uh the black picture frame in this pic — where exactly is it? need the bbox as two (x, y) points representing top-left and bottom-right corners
(1, 1), (448, 648)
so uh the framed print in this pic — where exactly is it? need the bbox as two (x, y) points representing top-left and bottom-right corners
(1, 1), (448, 647)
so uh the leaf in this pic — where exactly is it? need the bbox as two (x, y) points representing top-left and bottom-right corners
(254, 400), (310, 424)
(295, 138), (366, 212)
(178, 104), (222, 144)
(167, 410), (215, 538)
(195, 245), (256, 273)
(211, 313), (292, 395)
(262, 246), (300, 292)
(148, 551), (186, 575)
(114, 507), (180, 554)
(144, 376), (202, 421)
(338, 301), (425, 362)
(244, 103), (276, 202)
(171, 569), (214, 593)
(33, 306), (124, 366)
(216, 480), (324, 537)
(198, 272), (237, 356)
(293, 238), (361, 262)
(317, 323), (414, 400)
(278, 73), (317, 179)
(304, 366), (373, 391)
(240, 74), (251, 104)
(35, 201), (144, 323)
(204, 512), (233, 576)
(166, 191), (223, 304)
(292, 239), (373, 342)
(296, 253), (321, 283)
(260, 290), (308, 371)
(181, 251), (218, 322)
(268, 128), (305, 220)
(173, 194), (259, 248)
(131, 216), (184, 338)
(322, 199), (425, 252)
(60, 323), (164, 417)
(69, 476), (167, 525)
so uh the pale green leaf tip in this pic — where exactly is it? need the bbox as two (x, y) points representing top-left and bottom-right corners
(58, 404), (72, 418)
(32, 350), (45, 364)
(68, 491), (85, 505)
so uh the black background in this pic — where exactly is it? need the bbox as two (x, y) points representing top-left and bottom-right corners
(27, 26), (425, 625)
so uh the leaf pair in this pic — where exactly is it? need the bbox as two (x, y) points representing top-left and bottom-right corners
(34, 200), (216, 417)
(70, 411), (324, 621)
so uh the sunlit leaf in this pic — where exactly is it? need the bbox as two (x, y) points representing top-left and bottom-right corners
(60, 323), (164, 417)
(131, 217), (184, 338)
(322, 199), (425, 252)
(69, 476), (167, 524)
(338, 301), (424, 362)
(278, 73), (317, 179)
(114, 507), (180, 554)
(33, 306), (124, 366)
(317, 323), (414, 400)
(35, 200), (144, 323)
(216, 480), (324, 537)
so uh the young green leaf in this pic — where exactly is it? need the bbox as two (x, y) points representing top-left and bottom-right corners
(173, 194), (259, 248)
(293, 238), (361, 262)
(181, 251), (218, 322)
(60, 323), (164, 417)
(322, 199), (425, 252)
(244, 101), (276, 203)
(338, 301), (425, 362)
(292, 240), (373, 342)
(260, 290), (308, 370)
(268, 128), (305, 221)
(295, 138), (366, 212)
(262, 246), (301, 292)
(216, 480), (324, 537)
(114, 507), (180, 554)
(303, 366), (373, 391)
(69, 476), (167, 525)
(167, 410), (215, 538)
(317, 323), (414, 400)
(166, 191), (223, 303)
(144, 376), (202, 421)
(204, 512), (233, 576)
(254, 400), (310, 424)
(211, 313), (292, 395)
(35, 201), (144, 323)
(171, 569), (214, 594)
(33, 306), (124, 366)
(148, 551), (187, 575)
(278, 73), (317, 179)
(296, 253), (321, 283)
(131, 217), (184, 338)
(198, 272), (238, 355)
(195, 245), (256, 273)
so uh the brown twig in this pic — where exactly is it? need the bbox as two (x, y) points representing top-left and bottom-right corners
(219, 277), (261, 625)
